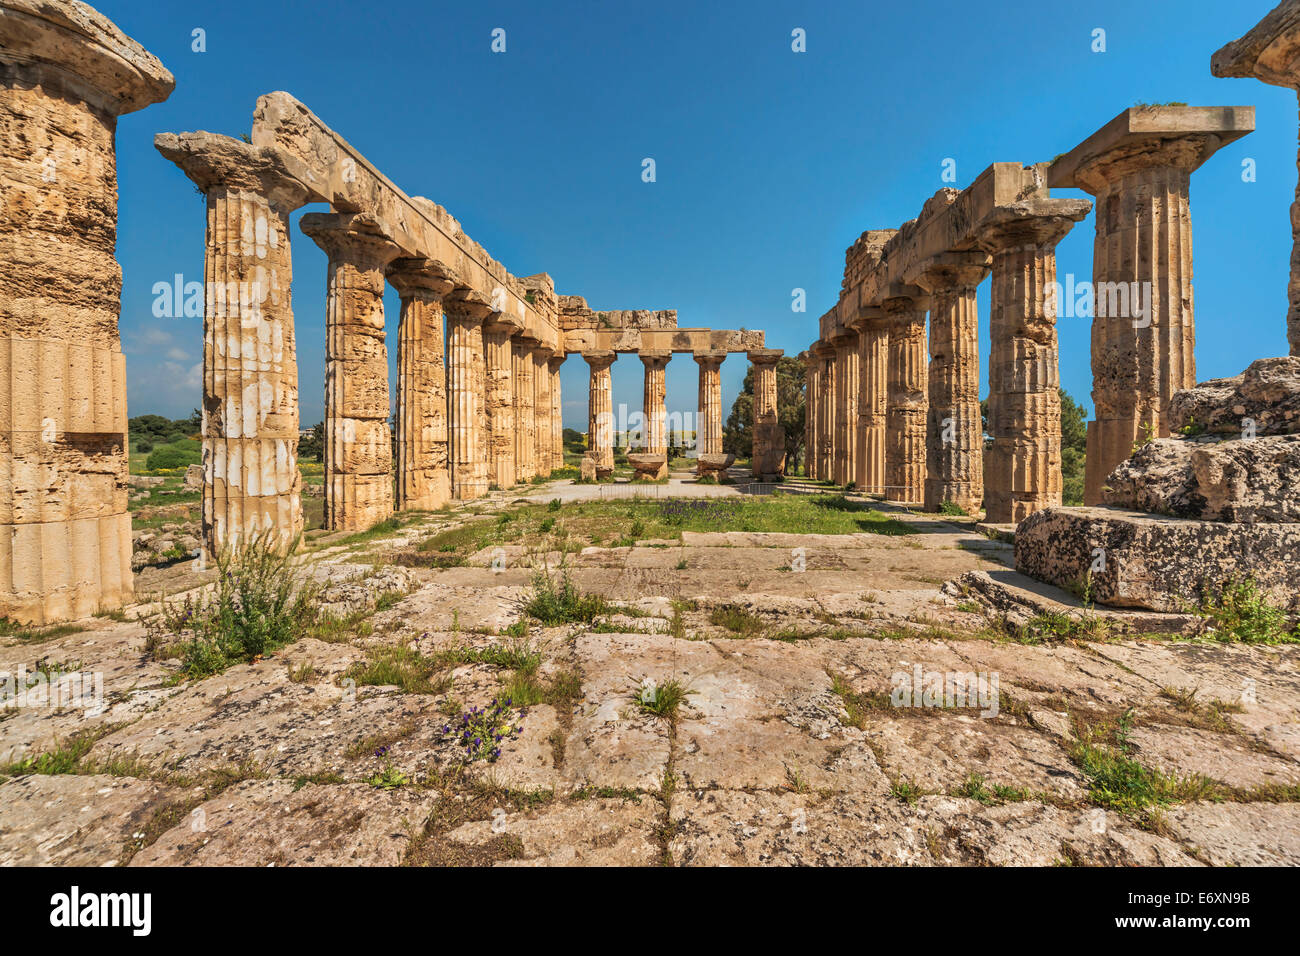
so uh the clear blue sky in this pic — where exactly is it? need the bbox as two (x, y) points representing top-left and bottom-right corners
(105, 0), (1291, 431)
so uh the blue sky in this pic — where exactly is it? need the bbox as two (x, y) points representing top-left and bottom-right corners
(105, 0), (1291, 430)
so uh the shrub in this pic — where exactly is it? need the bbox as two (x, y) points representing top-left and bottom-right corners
(520, 568), (607, 626)
(152, 533), (318, 677)
(145, 440), (200, 472)
(1198, 578), (1298, 645)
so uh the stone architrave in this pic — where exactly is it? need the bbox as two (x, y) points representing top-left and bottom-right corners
(832, 331), (859, 487)
(853, 310), (889, 495)
(1050, 106), (1255, 503)
(694, 351), (726, 468)
(483, 312), (521, 490)
(155, 133), (309, 557)
(513, 334), (537, 483)
(548, 354), (565, 473)
(913, 252), (990, 513)
(977, 199), (1092, 524)
(813, 342), (837, 480)
(882, 291), (930, 504)
(1214, 6), (1300, 355)
(300, 213), (401, 531)
(533, 346), (553, 479)
(748, 348), (786, 477)
(387, 258), (453, 511)
(445, 291), (493, 500)
(640, 350), (671, 456)
(585, 351), (616, 476)
(0, 1), (172, 623)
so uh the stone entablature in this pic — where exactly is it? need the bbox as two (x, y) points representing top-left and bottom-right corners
(564, 327), (763, 355)
(557, 295), (677, 332)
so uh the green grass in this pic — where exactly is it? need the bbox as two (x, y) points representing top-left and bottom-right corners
(1070, 710), (1218, 811)
(346, 646), (451, 695)
(634, 677), (693, 720)
(0, 619), (87, 644)
(520, 568), (608, 626)
(708, 605), (766, 637)
(1197, 578), (1299, 645)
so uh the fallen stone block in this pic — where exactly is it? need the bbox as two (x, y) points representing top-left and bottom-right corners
(627, 452), (668, 481)
(695, 452), (734, 481)
(1014, 506), (1300, 612)
(1169, 356), (1300, 437)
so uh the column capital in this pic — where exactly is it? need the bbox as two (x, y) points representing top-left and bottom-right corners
(155, 132), (311, 210)
(444, 289), (495, 323)
(851, 303), (890, 330)
(0, 0), (174, 115)
(882, 285), (932, 317)
(976, 199), (1092, 254)
(300, 212), (403, 270)
(547, 353), (566, 372)
(583, 350), (616, 371)
(386, 257), (458, 299)
(910, 251), (991, 295)
(811, 340), (837, 358)
(693, 350), (727, 369)
(1213, 5), (1300, 88)
(747, 348), (783, 366)
(1050, 106), (1254, 194)
(484, 312), (524, 336)
(639, 349), (672, 369)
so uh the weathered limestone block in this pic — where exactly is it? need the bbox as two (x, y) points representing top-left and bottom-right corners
(513, 336), (536, 483)
(484, 314), (520, 490)
(640, 350), (670, 456)
(388, 258), (452, 511)
(1169, 356), (1300, 436)
(695, 351), (726, 458)
(1102, 434), (1300, 523)
(1051, 108), (1254, 503)
(882, 296), (928, 504)
(1015, 506), (1300, 612)
(914, 253), (989, 513)
(628, 453), (668, 481)
(580, 452), (599, 481)
(1214, 2), (1300, 355)
(977, 199), (1092, 523)
(0, 0), (173, 622)
(156, 133), (308, 555)
(748, 349), (786, 478)
(446, 292), (492, 500)
(300, 213), (401, 530)
(585, 351), (616, 475)
(696, 452), (735, 482)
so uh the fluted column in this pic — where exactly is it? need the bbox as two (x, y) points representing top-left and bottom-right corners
(882, 295), (929, 504)
(854, 312), (889, 495)
(483, 315), (521, 490)
(832, 332), (859, 487)
(533, 346), (553, 478)
(694, 351), (725, 457)
(446, 292), (492, 500)
(813, 343), (836, 479)
(802, 353), (818, 478)
(0, 7), (172, 623)
(915, 253), (990, 513)
(387, 259), (453, 511)
(749, 348), (786, 477)
(640, 350), (671, 455)
(585, 351), (616, 472)
(156, 135), (308, 560)
(301, 213), (401, 531)
(978, 199), (1092, 524)
(548, 354), (565, 472)
(513, 336), (537, 483)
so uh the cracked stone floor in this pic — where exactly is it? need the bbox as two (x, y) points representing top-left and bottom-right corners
(2, 478), (1298, 866)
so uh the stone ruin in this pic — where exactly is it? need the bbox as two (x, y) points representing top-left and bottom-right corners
(801, 0), (1300, 615)
(0, 0), (786, 624)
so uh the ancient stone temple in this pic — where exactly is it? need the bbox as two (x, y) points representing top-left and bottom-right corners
(0, 1), (173, 623)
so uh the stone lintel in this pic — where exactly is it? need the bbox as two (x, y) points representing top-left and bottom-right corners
(1212, 1), (1300, 87)
(563, 327), (764, 355)
(1048, 106), (1256, 192)
(0, 0), (174, 114)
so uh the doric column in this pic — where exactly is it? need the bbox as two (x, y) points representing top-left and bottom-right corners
(1214, 18), (1300, 353)
(387, 258), (453, 511)
(445, 291), (492, 500)
(155, 134), (308, 558)
(548, 354), (565, 472)
(801, 352), (817, 478)
(748, 349), (786, 477)
(977, 199), (1092, 524)
(813, 342), (837, 479)
(483, 314), (521, 490)
(533, 346), (553, 478)
(0, 5), (172, 623)
(300, 213), (401, 531)
(882, 293), (929, 504)
(853, 311), (889, 495)
(1052, 111), (1252, 503)
(914, 253), (990, 513)
(640, 350), (671, 455)
(585, 351), (616, 472)
(832, 331), (859, 487)
(694, 351), (726, 457)
(513, 335), (537, 483)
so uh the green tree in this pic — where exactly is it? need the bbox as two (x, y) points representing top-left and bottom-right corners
(722, 355), (807, 469)
(297, 423), (324, 463)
